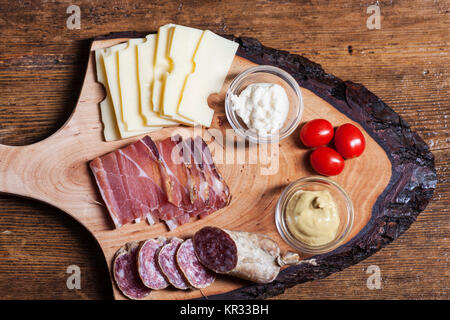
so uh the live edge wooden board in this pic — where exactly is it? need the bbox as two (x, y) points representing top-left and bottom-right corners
(0, 33), (437, 300)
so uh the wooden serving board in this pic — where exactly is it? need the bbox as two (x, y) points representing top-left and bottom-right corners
(0, 33), (436, 300)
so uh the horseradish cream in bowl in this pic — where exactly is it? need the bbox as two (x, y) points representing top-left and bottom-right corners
(231, 83), (289, 136)
(225, 65), (303, 144)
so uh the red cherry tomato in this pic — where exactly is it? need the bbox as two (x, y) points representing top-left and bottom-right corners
(334, 123), (366, 159)
(310, 147), (345, 176)
(299, 119), (334, 147)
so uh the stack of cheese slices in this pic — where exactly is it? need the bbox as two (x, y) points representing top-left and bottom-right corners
(95, 24), (239, 141)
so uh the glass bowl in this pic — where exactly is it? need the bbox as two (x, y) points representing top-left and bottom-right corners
(225, 65), (303, 144)
(275, 176), (354, 255)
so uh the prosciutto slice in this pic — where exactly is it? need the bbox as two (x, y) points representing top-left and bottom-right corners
(89, 135), (230, 229)
(90, 153), (136, 228)
(183, 137), (210, 214)
(164, 137), (213, 229)
(155, 135), (192, 211)
(194, 136), (231, 217)
(135, 137), (185, 222)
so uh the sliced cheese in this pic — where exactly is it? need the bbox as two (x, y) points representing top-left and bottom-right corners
(161, 25), (203, 123)
(152, 23), (196, 126)
(99, 43), (159, 140)
(118, 38), (147, 131)
(177, 30), (238, 127)
(136, 34), (178, 127)
(95, 50), (120, 141)
(152, 24), (175, 113)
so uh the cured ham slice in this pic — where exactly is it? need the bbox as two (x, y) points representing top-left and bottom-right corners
(154, 135), (197, 230)
(90, 153), (137, 228)
(90, 135), (230, 229)
(155, 135), (192, 211)
(193, 136), (231, 217)
(165, 212), (191, 231)
(133, 137), (185, 222)
(122, 140), (163, 224)
(115, 146), (157, 222)
(183, 137), (210, 215)
(164, 137), (213, 230)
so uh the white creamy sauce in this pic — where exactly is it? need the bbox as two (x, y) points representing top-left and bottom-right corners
(231, 83), (289, 136)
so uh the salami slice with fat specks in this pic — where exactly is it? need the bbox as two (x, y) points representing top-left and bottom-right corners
(176, 238), (216, 289)
(193, 226), (238, 273)
(137, 237), (169, 290)
(157, 238), (190, 290)
(113, 241), (151, 300)
(193, 226), (282, 284)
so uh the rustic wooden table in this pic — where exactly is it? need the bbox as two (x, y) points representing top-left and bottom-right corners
(0, 0), (448, 300)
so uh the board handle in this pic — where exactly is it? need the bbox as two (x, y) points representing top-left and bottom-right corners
(0, 143), (36, 197)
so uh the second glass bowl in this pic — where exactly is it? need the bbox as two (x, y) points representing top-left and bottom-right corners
(275, 176), (354, 255)
(225, 65), (303, 144)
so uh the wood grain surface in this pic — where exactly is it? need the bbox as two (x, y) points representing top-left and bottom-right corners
(0, 0), (448, 300)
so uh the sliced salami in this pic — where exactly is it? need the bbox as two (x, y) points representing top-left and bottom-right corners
(157, 238), (190, 290)
(137, 237), (169, 290)
(193, 226), (238, 273)
(176, 238), (216, 289)
(113, 241), (151, 300)
(193, 226), (281, 284)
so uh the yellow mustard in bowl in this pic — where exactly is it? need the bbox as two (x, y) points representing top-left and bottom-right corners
(285, 190), (340, 246)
